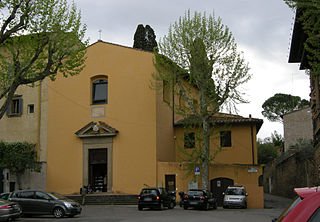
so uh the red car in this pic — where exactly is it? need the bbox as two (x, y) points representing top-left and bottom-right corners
(273, 186), (320, 222)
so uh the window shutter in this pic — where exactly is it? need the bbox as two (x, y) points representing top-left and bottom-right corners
(106, 82), (108, 104)
(18, 98), (23, 115)
(6, 102), (11, 116)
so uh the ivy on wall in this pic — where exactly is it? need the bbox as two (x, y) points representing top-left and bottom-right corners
(0, 141), (41, 175)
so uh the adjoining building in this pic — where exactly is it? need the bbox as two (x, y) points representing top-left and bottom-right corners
(0, 40), (264, 208)
(283, 107), (313, 152)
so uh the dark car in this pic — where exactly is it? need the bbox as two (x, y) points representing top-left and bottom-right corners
(8, 190), (81, 218)
(0, 199), (22, 221)
(182, 189), (217, 210)
(138, 187), (175, 211)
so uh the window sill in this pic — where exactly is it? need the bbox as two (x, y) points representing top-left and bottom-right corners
(7, 113), (22, 118)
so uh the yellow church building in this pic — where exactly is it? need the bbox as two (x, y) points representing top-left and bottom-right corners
(0, 40), (264, 208)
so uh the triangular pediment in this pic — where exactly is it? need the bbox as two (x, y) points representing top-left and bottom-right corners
(75, 121), (118, 138)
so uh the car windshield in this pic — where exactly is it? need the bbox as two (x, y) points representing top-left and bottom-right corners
(186, 191), (204, 196)
(0, 193), (9, 200)
(141, 189), (157, 195)
(48, 192), (68, 200)
(275, 196), (302, 222)
(226, 188), (245, 195)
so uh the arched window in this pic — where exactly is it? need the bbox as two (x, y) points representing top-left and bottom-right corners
(92, 76), (108, 105)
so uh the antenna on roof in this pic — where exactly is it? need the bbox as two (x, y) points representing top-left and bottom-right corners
(98, 29), (102, 41)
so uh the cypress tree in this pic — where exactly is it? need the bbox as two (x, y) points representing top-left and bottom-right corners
(133, 24), (146, 49)
(145, 25), (158, 52)
(133, 24), (157, 52)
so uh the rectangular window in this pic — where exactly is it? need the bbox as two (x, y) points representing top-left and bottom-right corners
(28, 104), (34, 114)
(184, 132), (195, 148)
(92, 79), (108, 104)
(220, 131), (232, 147)
(7, 97), (23, 117)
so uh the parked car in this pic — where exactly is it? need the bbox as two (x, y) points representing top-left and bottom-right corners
(273, 186), (320, 222)
(182, 189), (217, 210)
(0, 193), (10, 201)
(223, 185), (248, 209)
(138, 187), (175, 211)
(0, 199), (21, 221)
(8, 190), (81, 218)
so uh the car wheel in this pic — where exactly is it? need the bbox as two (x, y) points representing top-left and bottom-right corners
(138, 205), (143, 211)
(168, 201), (174, 209)
(53, 207), (65, 218)
(183, 205), (188, 210)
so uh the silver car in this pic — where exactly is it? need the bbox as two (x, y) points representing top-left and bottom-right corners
(223, 186), (248, 209)
(0, 199), (22, 221)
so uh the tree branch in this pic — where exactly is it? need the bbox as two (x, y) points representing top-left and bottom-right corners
(0, 0), (31, 44)
(176, 77), (200, 117)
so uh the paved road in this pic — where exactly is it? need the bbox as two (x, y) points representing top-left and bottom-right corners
(17, 194), (294, 222)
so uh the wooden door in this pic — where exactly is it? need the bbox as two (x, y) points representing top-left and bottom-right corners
(211, 177), (234, 206)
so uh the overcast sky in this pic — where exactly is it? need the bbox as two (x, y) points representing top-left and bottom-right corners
(70, 0), (310, 139)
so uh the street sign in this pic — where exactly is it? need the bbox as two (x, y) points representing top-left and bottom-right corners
(188, 182), (198, 189)
(195, 166), (200, 175)
(248, 167), (258, 173)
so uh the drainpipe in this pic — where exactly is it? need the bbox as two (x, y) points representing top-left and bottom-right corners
(36, 82), (42, 161)
(172, 78), (175, 126)
(250, 114), (255, 165)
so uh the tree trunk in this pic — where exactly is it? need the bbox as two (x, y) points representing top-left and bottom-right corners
(0, 83), (19, 120)
(201, 118), (210, 190)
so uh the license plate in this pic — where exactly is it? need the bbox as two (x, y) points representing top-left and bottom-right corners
(190, 201), (198, 205)
(144, 198), (152, 201)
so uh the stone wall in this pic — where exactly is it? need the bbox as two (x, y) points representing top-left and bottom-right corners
(263, 150), (319, 198)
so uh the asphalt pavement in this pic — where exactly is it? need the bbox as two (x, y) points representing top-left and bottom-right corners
(264, 193), (293, 210)
(17, 193), (294, 222)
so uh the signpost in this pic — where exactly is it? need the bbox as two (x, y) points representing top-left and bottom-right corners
(195, 166), (200, 175)
(193, 166), (200, 189)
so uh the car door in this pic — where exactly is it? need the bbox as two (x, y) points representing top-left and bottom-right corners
(10, 191), (35, 213)
(34, 191), (54, 214)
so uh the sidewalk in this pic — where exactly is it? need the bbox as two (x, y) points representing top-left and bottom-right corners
(264, 193), (293, 209)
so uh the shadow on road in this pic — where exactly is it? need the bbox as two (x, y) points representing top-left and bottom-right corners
(264, 193), (293, 209)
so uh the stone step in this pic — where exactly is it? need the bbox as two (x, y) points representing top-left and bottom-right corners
(67, 194), (138, 205)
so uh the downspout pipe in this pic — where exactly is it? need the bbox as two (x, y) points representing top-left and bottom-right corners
(36, 82), (42, 161)
(249, 114), (255, 165)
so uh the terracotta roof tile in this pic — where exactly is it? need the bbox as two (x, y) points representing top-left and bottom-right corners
(174, 114), (263, 133)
